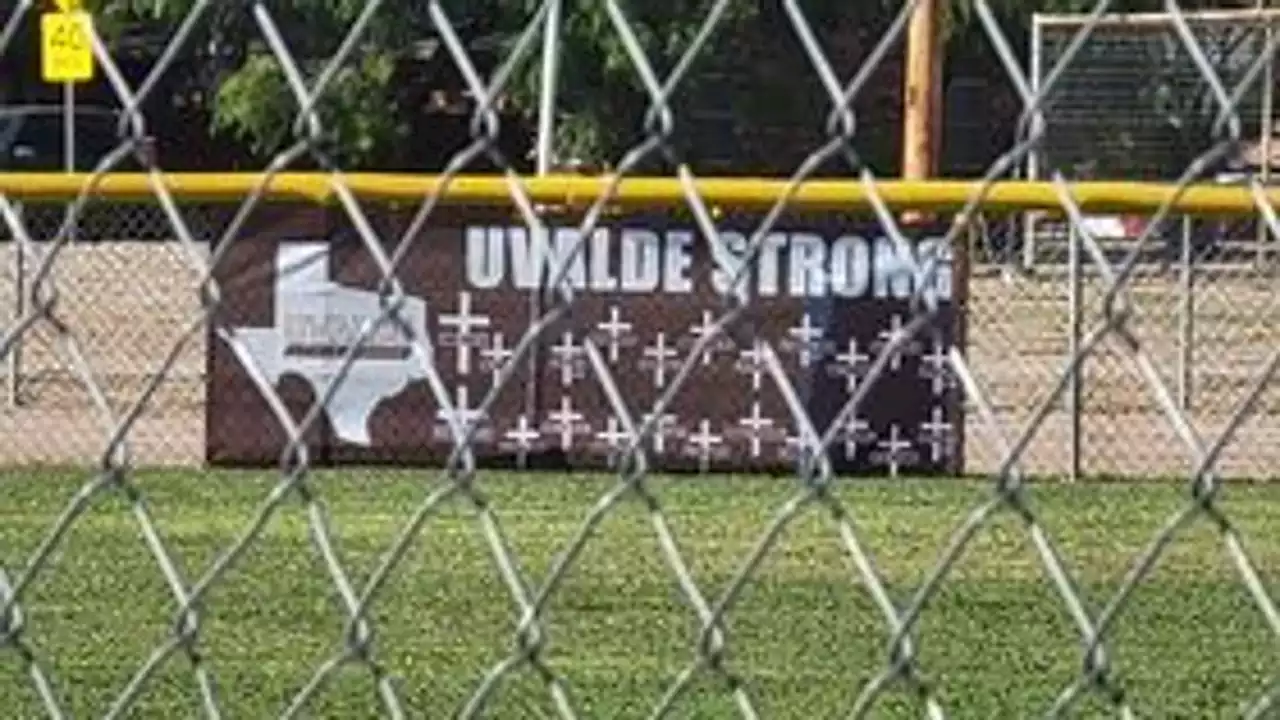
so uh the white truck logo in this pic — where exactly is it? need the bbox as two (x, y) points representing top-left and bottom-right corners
(223, 242), (429, 445)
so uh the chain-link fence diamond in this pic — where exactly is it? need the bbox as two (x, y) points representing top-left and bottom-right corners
(0, 1), (1278, 717)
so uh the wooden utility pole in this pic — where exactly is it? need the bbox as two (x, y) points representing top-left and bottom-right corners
(902, 0), (942, 183)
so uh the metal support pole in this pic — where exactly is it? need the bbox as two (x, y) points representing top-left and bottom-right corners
(524, 0), (563, 469)
(1067, 220), (1082, 483)
(1178, 215), (1195, 412)
(8, 202), (22, 409)
(1257, 10), (1274, 268)
(65, 81), (75, 233)
(1023, 16), (1045, 274)
(534, 0), (563, 177)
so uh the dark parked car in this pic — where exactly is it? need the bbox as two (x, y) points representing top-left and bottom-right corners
(0, 104), (150, 171)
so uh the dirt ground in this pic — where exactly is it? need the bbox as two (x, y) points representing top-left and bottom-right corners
(965, 266), (1280, 479)
(0, 243), (207, 468)
(2, 241), (1278, 480)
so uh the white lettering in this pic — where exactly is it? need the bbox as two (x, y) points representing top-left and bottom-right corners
(917, 237), (953, 302)
(465, 226), (503, 290)
(873, 236), (913, 300)
(620, 229), (661, 293)
(551, 228), (588, 290)
(788, 233), (827, 298)
(663, 231), (693, 294)
(711, 230), (750, 299)
(589, 228), (617, 292)
(757, 233), (788, 298)
(460, 225), (953, 301)
(508, 226), (546, 290)
(829, 235), (870, 298)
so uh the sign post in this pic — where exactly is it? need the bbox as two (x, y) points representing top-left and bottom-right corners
(16, 2), (95, 407)
(41, 1), (92, 184)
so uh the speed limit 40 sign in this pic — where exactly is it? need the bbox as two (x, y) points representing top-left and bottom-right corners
(41, 10), (95, 83)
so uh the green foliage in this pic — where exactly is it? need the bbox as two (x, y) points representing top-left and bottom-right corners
(211, 49), (403, 162)
(103, 0), (424, 166)
(95, 0), (1240, 169)
(99, 0), (783, 168)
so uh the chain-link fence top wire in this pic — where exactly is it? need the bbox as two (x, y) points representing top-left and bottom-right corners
(0, 0), (1278, 717)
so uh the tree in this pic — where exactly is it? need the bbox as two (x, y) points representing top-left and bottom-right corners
(89, 0), (1040, 172)
(95, 0), (798, 170)
(88, 0), (1246, 173)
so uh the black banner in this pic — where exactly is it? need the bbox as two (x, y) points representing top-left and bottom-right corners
(206, 206), (966, 475)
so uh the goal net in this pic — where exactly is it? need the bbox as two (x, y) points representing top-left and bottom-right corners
(1023, 8), (1280, 270)
(0, 2), (1278, 718)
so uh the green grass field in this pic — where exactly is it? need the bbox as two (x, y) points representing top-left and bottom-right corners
(0, 469), (1276, 718)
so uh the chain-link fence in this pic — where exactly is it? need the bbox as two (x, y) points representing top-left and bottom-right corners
(0, 204), (226, 465)
(969, 7), (1280, 479)
(2, 0), (1280, 717)
(967, 215), (1280, 480)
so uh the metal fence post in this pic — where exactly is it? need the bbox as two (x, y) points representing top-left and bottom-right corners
(1257, 6), (1274, 269)
(1178, 215), (1195, 412)
(8, 201), (22, 408)
(1067, 220), (1082, 483)
(523, 0), (565, 471)
(1023, 15), (1045, 275)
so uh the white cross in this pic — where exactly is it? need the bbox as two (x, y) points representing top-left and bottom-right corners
(737, 341), (768, 392)
(642, 412), (679, 454)
(643, 333), (678, 389)
(551, 331), (582, 387)
(439, 291), (491, 375)
(596, 415), (631, 451)
(481, 332), (514, 385)
(920, 338), (949, 396)
(843, 413), (871, 457)
(548, 395), (586, 451)
(435, 385), (485, 430)
(505, 414), (541, 451)
(876, 423), (914, 478)
(877, 314), (908, 371)
(687, 418), (724, 469)
(596, 306), (633, 364)
(787, 313), (825, 368)
(834, 339), (870, 393)
(688, 309), (720, 366)
(919, 405), (953, 463)
(738, 401), (774, 458)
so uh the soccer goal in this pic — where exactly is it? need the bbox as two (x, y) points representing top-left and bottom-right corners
(1023, 7), (1280, 273)
(2, 2), (1279, 719)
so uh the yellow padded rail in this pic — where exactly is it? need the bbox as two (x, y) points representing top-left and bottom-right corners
(0, 172), (1273, 215)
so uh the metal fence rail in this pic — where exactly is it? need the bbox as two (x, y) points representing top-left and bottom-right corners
(0, 1), (1278, 718)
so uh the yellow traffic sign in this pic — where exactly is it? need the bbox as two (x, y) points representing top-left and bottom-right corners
(40, 11), (94, 84)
